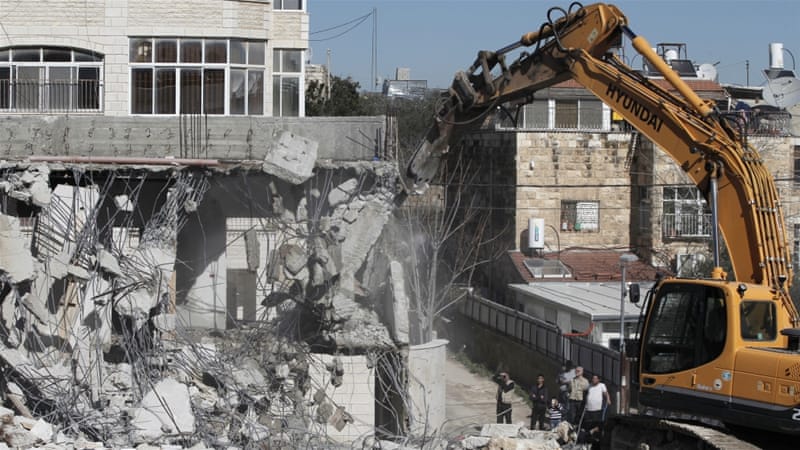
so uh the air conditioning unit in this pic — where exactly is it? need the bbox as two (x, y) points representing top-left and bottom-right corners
(528, 218), (545, 249)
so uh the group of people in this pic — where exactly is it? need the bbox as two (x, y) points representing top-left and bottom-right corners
(493, 361), (611, 440)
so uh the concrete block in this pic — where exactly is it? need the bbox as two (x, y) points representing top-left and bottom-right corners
(0, 214), (35, 282)
(327, 178), (358, 207)
(29, 418), (54, 443)
(480, 423), (525, 438)
(261, 130), (318, 185)
(130, 378), (195, 443)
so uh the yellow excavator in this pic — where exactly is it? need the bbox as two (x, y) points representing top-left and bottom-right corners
(406, 2), (800, 448)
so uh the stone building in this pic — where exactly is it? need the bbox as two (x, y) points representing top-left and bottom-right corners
(462, 75), (800, 307)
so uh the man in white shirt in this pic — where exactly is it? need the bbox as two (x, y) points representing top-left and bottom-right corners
(583, 374), (611, 439)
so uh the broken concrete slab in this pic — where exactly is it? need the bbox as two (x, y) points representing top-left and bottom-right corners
(97, 249), (123, 277)
(480, 423), (526, 438)
(328, 178), (359, 207)
(113, 194), (133, 211)
(261, 130), (318, 185)
(0, 214), (35, 282)
(130, 378), (195, 443)
(28, 418), (54, 443)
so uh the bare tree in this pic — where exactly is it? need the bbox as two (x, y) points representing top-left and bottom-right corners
(389, 155), (507, 345)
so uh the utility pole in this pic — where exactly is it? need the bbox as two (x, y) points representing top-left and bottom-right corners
(326, 49), (331, 100)
(746, 59), (750, 86)
(372, 7), (378, 91)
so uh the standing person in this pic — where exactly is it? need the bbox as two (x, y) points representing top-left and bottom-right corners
(583, 374), (612, 439)
(557, 361), (575, 416)
(493, 372), (515, 424)
(529, 374), (549, 430)
(567, 366), (590, 424)
(548, 397), (566, 430)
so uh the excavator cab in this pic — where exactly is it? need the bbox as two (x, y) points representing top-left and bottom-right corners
(636, 278), (800, 434)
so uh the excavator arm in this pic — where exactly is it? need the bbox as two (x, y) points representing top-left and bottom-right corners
(406, 2), (797, 323)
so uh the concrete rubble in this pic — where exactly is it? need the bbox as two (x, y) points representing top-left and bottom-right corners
(0, 129), (409, 448)
(359, 421), (588, 450)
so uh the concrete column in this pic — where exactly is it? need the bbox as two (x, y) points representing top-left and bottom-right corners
(408, 339), (449, 437)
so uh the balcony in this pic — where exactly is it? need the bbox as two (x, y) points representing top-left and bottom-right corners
(662, 213), (712, 239)
(0, 79), (102, 113)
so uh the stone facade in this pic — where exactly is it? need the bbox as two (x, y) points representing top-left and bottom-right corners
(515, 131), (632, 250)
(468, 123), (798, 276)
(0, 0), (308, 116)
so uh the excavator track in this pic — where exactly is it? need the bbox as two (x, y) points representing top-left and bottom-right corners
(605, 415), (763, 450)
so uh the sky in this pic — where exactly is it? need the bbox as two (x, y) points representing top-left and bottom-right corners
(307, 0), (800, 91)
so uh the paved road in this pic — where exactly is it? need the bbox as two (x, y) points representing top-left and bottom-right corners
(442, 349), (530, 438)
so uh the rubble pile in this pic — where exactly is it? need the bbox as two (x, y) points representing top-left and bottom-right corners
(0, 148), (406, 448)
(363, 422), (586, 450)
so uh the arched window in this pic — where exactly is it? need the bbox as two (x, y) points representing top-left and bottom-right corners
(0, 46), (103, 113)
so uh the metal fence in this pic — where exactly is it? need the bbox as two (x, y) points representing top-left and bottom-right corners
(459, 294), (621, 391)
(0, 79), (102, 113)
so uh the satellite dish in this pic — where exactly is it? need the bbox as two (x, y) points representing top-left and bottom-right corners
(763, 75), (800, 109)
(696, 63), (718, 81)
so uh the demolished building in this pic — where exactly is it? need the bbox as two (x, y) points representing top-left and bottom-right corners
(0, 1), (440, 447)
(0, 116), (415, 448)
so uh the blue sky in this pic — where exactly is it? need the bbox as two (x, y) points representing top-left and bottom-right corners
(308, 0), (800, 91)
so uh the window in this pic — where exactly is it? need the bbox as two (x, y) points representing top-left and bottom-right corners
(130, 38), (266, 115)
(0, 46), (103, 112)
(676, 253), (706, 277)
(272, 49), (303, 117)
(523, 99), (548, 128)
(521, 98), (605, 130)
(740, 301), (776, 341)
(554, 100), (578, 128)
(560, 200), (599, 232)
(274, 0), (303, 10)
(662, 186), (711, 238)
(642, 284), (726, 374)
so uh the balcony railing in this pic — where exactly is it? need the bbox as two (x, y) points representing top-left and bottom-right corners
(0, 79), (102, 113)
(662, 213), (712, 238)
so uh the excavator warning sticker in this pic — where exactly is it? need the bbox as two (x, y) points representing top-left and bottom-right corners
(721, 371), (731, 381)
(587, 28), (598, 44)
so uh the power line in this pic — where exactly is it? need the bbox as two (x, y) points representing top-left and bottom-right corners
(310, 11), (373, 42)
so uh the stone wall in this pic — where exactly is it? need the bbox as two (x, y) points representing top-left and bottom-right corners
(515, 131), (633, 251)
(637, 134), (796, 272)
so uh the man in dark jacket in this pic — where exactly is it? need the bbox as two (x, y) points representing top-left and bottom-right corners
(493, 372), (515, 423)
(529, 374), (549, 429)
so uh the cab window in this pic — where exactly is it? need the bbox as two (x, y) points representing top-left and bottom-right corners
(642, 284), (726, 374)
(740, 301), (776, 341)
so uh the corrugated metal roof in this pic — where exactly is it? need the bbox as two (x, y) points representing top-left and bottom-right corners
(509, 281), (653, 321)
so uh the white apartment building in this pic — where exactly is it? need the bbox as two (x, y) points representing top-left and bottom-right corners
(0, 0), (308, 117)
